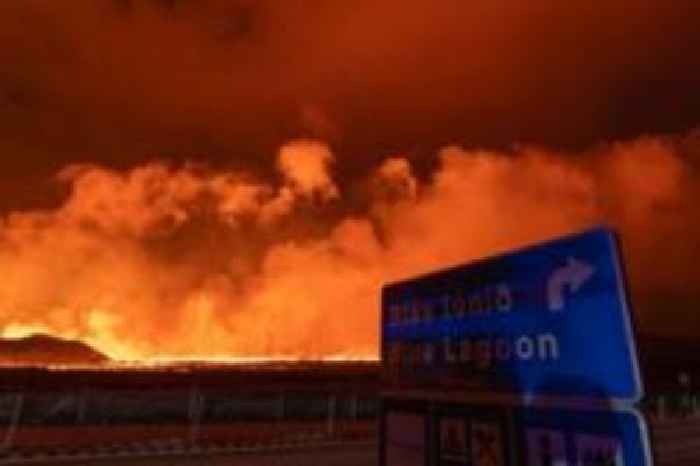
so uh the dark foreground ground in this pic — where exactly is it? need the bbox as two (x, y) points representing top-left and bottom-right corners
(2, 356), (700, 465)
(62, 444), (377, 466)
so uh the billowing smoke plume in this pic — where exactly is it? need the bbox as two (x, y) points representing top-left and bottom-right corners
(1, 132), (698, 360)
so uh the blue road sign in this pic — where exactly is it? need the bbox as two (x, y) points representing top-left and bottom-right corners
(517, 406), (652, 466)
(381, 227), (643, 401)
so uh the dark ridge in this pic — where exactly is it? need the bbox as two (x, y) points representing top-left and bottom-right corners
(0, 334), (109, 366)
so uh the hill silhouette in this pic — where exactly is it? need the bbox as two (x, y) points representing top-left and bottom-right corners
(0, 334), (108, 365)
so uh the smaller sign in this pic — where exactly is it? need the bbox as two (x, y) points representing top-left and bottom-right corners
(575, 433), (624, 466)
(517, 406), (652, 466)
(437, 415), (509, 466)
(380, 398), (652, 466)
(526, 429), (567, 466)
(471, 421), (506, 466)
(385, 412), (427, 466)
(440, 418), (469, 465)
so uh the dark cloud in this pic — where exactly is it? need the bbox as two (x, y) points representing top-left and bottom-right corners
(0, 1), (699, 183)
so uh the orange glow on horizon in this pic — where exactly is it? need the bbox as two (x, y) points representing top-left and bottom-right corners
(0, 135), (697, 363)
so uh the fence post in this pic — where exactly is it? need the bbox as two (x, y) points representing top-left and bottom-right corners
(188, 386), (203, 447)
(76, 388), (88, 425)
(327, 395), (336, 437)
(277, 392), (285, 420)
(1, 392), (24, 452)
(657, 395), (666, 421)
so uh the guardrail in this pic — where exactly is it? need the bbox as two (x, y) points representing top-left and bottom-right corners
(1, 438), (377, 464)
(0, 421), (377, 464)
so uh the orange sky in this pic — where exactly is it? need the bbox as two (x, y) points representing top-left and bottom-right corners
(0, 1), (699, 359)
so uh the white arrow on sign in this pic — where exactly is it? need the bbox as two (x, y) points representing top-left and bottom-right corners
(547, 257), (595, 312)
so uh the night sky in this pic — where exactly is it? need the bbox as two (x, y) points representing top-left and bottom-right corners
(0, 1), (699, 357)
(2, 1), (699, 203)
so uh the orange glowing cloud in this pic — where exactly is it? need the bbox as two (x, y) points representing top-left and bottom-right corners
(0, 132), (698, 361)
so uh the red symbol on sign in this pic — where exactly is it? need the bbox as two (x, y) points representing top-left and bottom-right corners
(471, 422), (504, 466)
